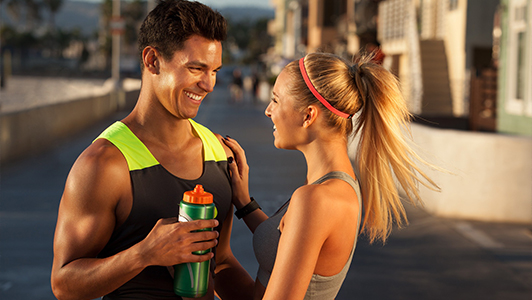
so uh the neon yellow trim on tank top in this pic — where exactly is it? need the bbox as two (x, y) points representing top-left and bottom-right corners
(94, 120), (227, 171)
(94, 122), (159, 171)
(188, 119), (227, 162)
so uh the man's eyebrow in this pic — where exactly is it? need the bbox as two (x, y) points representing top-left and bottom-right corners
(185, 61), (208, 68)
(185, 61), (222, 71)
(272, 91), (279, 97)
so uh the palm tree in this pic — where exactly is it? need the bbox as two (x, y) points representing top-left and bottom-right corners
(23, 0), (42, 31)
(43, 0), (63, 32)
(1, 0), (23, 24)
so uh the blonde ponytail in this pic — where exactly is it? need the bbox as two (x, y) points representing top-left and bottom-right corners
(285, 53), (440, 244)
(353, 59), (440, 243)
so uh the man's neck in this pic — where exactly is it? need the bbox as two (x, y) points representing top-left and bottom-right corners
(122, 100), (195, 151)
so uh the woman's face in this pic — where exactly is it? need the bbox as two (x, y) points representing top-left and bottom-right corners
(265, 69), (306, 150)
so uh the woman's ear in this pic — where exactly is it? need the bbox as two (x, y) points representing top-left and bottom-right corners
(303, 105), (319, 128)
(142, 46), (160, 74)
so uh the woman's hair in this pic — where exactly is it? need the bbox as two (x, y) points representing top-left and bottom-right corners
(138, 0), (227, 66)
(285, 52), (440, 243)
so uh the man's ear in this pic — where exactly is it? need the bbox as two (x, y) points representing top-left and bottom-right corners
(303, 105), (319, 128)
(142, 46), (160, 74)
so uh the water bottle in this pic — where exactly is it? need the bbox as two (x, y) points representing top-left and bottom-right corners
(173, 184), (216, 298)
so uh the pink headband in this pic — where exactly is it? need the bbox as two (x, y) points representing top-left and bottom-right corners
(299, 57), (352, 119)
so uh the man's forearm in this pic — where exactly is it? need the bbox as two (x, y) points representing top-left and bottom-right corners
(51, 244), (146, 300)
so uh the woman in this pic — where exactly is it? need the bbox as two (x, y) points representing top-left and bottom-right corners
(223, 53), (439, 300)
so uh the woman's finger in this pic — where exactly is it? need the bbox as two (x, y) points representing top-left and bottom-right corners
(227, 156), (240, 178)
(223, 137), (248, 168)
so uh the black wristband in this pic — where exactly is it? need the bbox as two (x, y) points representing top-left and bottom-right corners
(235, 197), (261, 219)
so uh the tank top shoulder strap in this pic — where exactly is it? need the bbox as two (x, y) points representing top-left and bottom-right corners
(311, 171), (358, 193)
(311, 171), (363, 228)
(94, 121), (159, 171)
(189, 119), (227, 163)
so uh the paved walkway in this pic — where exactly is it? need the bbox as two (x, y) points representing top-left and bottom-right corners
(0, 79), (531, 299)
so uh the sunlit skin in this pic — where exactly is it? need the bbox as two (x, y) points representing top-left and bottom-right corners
(224, 68), (361, 300)
(149, 35), (222, 120)
(50, 35), (255, 300)
(122, 35), (224, 180)
(265, 69), (308, 150)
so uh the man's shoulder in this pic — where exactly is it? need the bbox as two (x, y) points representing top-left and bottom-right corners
(93, 121), (158, 170)
(76, 138), (128, 175)
(94, 121), (133, 144)
(72, 121), (131, 178)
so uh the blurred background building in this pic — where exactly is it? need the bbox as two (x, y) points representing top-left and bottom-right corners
(264, 0), (531, 224)
(2, 0), (530, 137)
(265, 0), (531, 136)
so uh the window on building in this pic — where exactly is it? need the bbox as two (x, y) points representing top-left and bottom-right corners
(506, 0), (531, 116)
(515, 31), (526, 100)
(323, 0), (347, 27)
(512, 2), (528, 102)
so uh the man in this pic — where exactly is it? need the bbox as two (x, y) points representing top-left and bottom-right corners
(51, 1), (255, 299)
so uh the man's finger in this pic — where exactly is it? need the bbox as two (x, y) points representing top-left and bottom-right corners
(181, 219), (219, 230)
(189, 240), (219, 253)
(185, 252), (215, 263)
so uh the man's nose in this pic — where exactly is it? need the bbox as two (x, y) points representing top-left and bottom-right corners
(199, 72), (216, 93)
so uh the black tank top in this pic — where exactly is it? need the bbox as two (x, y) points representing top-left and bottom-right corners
(94, 120), (231, 299)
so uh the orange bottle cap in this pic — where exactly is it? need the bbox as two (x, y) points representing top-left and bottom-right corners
(183, 184), (213, 204)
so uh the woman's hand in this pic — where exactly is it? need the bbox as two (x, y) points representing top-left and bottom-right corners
(223, 136), (268, 233)
(223, 136), (251, 209)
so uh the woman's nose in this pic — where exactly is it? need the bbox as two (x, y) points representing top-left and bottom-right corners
(265, 103), (272, 118)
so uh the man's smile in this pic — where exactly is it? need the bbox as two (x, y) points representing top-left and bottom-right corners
(185, 91), (203, 101)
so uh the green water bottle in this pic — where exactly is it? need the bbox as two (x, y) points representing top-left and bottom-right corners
(174, 184), (216, 298)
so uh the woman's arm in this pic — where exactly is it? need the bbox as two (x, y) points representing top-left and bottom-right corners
(262, 185), (333, 300)
(223, 136), (268, 233)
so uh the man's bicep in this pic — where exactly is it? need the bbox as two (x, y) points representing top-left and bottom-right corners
(53, 144), (127, 265)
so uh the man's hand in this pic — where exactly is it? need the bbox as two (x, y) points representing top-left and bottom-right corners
(137, 218), (219, 267)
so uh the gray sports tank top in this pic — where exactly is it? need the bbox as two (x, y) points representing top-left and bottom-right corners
(253, 171), (363, 299)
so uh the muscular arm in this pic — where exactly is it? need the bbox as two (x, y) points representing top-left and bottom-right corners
(51, 140), (218, 300)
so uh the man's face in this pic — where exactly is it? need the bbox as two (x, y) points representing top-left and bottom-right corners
(155, 35), (223, 119)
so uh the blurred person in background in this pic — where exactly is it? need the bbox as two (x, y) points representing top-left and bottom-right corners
(231, 68), (244, 103)
(224, 52), (439, 300)
(51, 1), (254, 299)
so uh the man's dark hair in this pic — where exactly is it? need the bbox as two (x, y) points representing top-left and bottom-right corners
(138, 0), (227, 67)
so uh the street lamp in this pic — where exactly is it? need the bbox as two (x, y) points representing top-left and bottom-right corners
(110, 0), (124, 90)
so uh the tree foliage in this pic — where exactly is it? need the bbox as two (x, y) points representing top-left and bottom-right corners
(225, 17), (272, 64)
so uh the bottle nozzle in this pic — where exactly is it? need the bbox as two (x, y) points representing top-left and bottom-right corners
(183, 184), (213, 204)
(194, 185), (204, 194)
